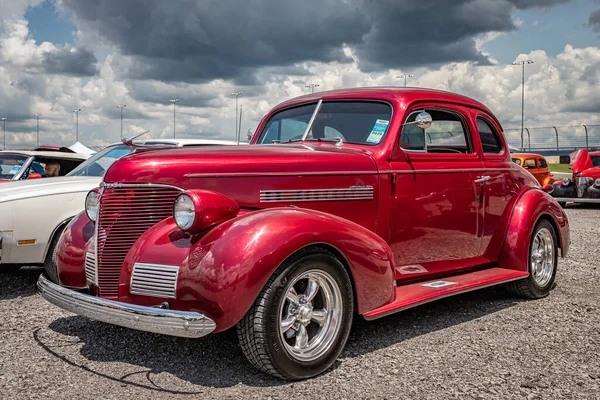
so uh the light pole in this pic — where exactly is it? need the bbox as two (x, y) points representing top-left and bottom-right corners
(34, 113), (40, 146)
(73, 109), (81, 143)
(512, 60), (534, 150)
(117, 104), (126, 139)
(305, 83), (319, 94)
(397, 74), (414, 87)
(1, 118), (6, 150)
(230, 92), (242, 142)
(169, 99), (179, 138)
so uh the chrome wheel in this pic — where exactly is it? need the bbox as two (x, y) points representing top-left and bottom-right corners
(530, 227), (555, 288)
(278, 269), (342, 362)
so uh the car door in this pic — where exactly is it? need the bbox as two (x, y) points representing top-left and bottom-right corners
(389, 104), (485, 279)
(472, 113), (517, 260)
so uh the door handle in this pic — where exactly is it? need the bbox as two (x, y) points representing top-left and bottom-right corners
(474, 175), (491, 183)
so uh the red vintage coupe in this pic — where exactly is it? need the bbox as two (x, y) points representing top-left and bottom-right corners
(38, 88), (569, 380)
(547, 149), (600, 206)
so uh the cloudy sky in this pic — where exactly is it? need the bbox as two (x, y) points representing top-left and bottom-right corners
(0, 0), (599, 150)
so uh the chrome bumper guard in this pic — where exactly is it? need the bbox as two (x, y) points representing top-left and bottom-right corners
(37, 275), (216, 338)
(553, 197), (600, 203)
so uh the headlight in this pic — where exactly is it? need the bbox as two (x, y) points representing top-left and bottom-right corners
(85, 190), (99, 222)
(562, 178), (571, 186)
(173, 194), (195, 231)
(595, 178), (600, 188)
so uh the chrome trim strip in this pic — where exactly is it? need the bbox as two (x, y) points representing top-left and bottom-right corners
(100, 182), (184, 190)
(185, 171), (379, 178)
(84, 252), (97, 286)
(301, 99), (323, 141)
(552, 197), (600, 203)
(37, 275), (215, 339)
(260, 186), (374, 203)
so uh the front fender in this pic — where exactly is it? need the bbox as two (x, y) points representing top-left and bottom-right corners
(55, 211), (94, 288)
(498, 188), (569, 272)
(120, 208), (395, 332)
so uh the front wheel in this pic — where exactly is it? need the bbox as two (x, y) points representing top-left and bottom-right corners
(506, 219), (558, 299)
(237, 248), (354, 380)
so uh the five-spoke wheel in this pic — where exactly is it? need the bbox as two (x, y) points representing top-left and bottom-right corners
(237, 248), (353, 380)
(506, 219), (558, 299)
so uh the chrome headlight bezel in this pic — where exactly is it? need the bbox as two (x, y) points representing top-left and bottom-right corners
(173, 193), (196, 231)
(85, 190), (100, 222)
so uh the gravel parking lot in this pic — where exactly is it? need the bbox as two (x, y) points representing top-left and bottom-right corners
(1, 206), (599, 400)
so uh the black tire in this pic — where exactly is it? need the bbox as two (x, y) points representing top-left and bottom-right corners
(237, 247), (354, 380)
(43, 227), (64, 283)
(506, 219), (558, 299)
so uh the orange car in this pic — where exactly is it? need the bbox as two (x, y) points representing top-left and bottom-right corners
(511, 153), (555, 186)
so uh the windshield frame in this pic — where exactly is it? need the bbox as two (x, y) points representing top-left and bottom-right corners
(66, 144), (133, 177)
(255, 99), (395, 146)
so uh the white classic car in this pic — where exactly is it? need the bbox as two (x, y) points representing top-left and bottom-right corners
(0, 149), (90, 181)
(0, 138), (240, 280)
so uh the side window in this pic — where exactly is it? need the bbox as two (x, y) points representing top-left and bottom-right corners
(400, 109), (472, 154)
(511, 158), (521, 166)
(523, 159), (536, 169)
(476, 118), (504, 154)
(538, 158), (548, 169)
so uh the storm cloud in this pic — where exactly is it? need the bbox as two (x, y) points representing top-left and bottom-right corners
(59, 0), (571, 83)
(589, 9), (600, 33)
(41, 45), (99, 76)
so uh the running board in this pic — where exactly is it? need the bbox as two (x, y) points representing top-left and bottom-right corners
(363, 267), (528, 320)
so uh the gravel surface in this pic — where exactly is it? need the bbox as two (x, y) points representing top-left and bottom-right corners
(1, 206), (599, 399)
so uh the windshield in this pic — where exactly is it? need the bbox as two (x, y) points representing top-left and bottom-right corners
(67, 144), (133, 177)
(0, 154), (29, 180)
(257, 101), (392, 145)
(592, 156), (600, 167)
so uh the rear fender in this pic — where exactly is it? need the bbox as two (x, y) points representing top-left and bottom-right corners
(498, 189), (569, 272)
(121, 208), (395, 332)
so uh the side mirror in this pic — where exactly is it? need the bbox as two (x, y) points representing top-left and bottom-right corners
(247, 128), (254, 143)
(28, 173), (42, 179)
(415, 112), (433, 130)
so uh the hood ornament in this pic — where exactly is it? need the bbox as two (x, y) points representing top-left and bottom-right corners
(122, 130), (150, 147)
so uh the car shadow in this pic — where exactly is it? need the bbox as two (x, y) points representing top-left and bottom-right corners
(564, 203), (600, 210)
(0, 266), (43, 301)
(36, 285), (521, 390)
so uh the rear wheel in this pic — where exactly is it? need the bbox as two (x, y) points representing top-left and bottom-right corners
(237, 248), (354, 380)
(506, 219), (558, 299)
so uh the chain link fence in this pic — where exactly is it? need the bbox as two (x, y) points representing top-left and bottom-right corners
(504, 125), (600, 153)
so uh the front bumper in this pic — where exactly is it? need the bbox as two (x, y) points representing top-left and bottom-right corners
(37, 275), (216, 338)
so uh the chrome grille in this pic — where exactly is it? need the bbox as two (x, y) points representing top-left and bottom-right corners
(130, 263), (179, 299)
(97, 185), (182, 297)
(84, 252), (97, 285)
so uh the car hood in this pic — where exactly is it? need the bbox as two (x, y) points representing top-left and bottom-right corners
(103, 144), (379, 208)
(104, 144), (378, 183)
(569, 149), (594, 175)
(0, 176), (101, 203)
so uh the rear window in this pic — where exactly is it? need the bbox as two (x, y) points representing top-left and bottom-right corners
(258, 101), (392, 146)
(538, 158), (548, 168)
(476, 118), (503, 154)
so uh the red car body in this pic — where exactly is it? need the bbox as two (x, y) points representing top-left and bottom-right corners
(40, 87), (569, 379)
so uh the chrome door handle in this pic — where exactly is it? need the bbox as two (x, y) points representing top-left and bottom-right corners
(474, 175), (491, 183)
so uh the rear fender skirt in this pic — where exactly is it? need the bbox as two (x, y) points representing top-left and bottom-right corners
(498, 188), (569, 272)
(121, 208), (395, 332)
